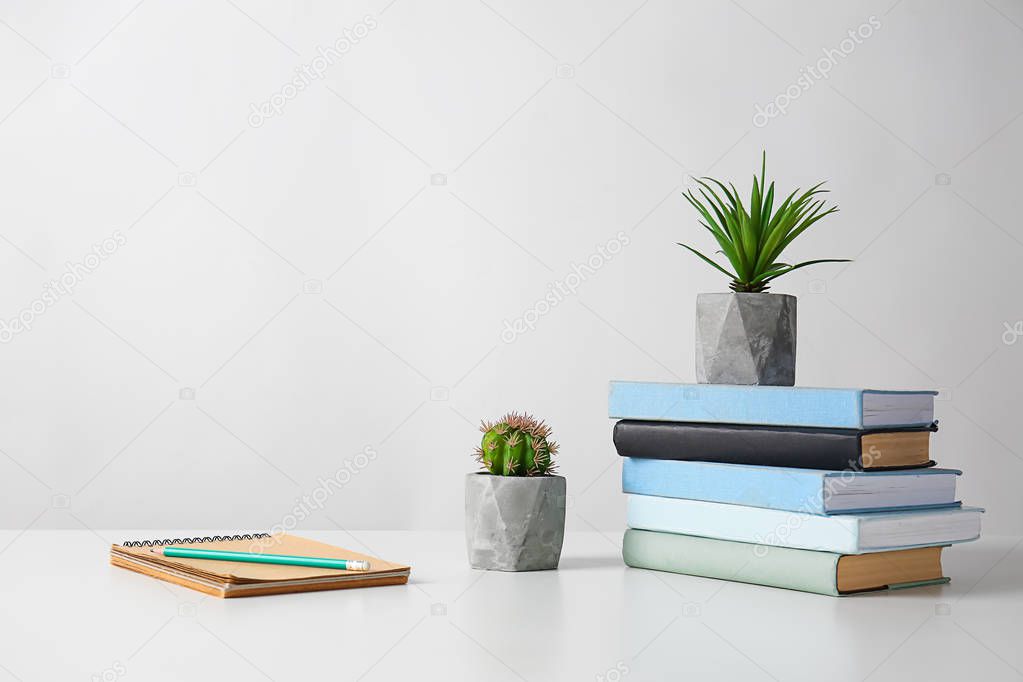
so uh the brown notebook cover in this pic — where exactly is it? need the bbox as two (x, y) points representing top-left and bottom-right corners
(110, 533), (410, 598)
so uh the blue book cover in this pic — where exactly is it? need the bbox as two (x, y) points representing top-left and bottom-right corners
(608, 381), (936, 429)
(622, 458), (961, 514)
(627, 495), (983, 554)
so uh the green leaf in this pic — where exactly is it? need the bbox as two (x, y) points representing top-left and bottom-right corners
(697, 184), (749, 278)
(757, 258), (851, 284)
(698, 221), (740, 266)
(760, 181), (775, 247)
(777, 206), (840, 252)
(690, 190), (734, 249)
(750, 175), (762, 243)
(677, 243), (738, 280)
(701, 177), (739, 209)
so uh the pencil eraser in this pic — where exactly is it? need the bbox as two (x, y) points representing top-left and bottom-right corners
(348, 560), (370, 571)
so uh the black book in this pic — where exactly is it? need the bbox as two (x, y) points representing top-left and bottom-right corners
(612, 420), (938, 471)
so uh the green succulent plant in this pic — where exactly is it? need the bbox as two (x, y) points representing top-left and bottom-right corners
(474, 412), (559, 476)
(679, 152), (849, 293)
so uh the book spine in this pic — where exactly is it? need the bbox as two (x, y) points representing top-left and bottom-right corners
(613, 421), (864, 471)
(623, 530), (841, 596)
(608, 382), (864, 428)
(622, 458), (828, 513)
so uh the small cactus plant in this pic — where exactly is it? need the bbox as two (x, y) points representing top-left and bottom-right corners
(474, 412), (559, 476)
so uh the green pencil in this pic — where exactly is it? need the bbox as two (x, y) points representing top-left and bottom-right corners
(151, 546), (371, 571)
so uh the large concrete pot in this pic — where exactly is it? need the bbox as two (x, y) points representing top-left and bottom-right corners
(696, 293), (796, 386)
(464, 473), (566, 571)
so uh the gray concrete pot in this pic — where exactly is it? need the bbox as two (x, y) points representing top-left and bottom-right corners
(464, 473), (566, 571)
(695, 292), (796, 386)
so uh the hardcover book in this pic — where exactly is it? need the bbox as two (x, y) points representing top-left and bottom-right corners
(626, 495), (982, 553)
(622, 458), (960, 514)
(613, 420), (937, 470)
(608, 381), (936, 429)
(623, 529), (949, 596)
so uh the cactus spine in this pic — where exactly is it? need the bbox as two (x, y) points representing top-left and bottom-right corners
(474, 412), (559, 476)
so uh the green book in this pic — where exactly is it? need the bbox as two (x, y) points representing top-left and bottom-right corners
(622, 529), (950, 596)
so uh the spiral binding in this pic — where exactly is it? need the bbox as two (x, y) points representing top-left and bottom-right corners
(120, 533), (270, 548)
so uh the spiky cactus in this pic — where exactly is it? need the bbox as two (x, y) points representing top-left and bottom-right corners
(474, 412), (559, 476)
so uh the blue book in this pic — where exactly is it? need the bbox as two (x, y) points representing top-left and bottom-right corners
(622, 458), (961, 514)
(609, 381), (936, 428)
(627, 495), (983, 554)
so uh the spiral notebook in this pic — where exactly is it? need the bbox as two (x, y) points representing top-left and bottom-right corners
(110, 533), (411, 598)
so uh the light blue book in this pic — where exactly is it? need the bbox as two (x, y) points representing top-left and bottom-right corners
(627, 495), (983, 554)
(608, 381), (936, 428)
(622, 458), (961, 514)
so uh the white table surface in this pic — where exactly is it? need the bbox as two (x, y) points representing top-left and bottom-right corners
(0, 530), (1020, 682)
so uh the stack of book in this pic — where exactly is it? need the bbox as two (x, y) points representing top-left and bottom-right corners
(609, 381), (983, 596)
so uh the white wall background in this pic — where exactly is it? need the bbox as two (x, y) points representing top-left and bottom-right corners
(1, 0), (1021, 534)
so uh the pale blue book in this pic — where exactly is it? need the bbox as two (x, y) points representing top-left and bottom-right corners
(622, 458), (961, 514)
(627, 495), (983, 554)
(609, 381), (936, 428)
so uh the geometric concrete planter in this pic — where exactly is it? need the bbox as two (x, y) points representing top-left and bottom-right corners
(695, 292), (797, 386)
(464, 473), (566, 571)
